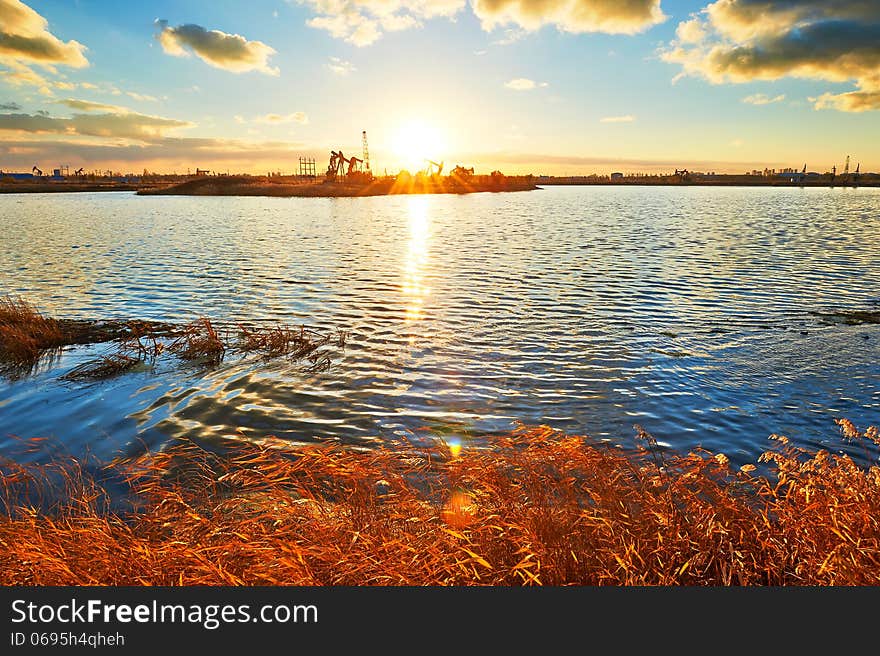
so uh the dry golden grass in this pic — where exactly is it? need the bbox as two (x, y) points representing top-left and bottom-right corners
(1, 420), (879, 586)
(0, 296), (65, 372)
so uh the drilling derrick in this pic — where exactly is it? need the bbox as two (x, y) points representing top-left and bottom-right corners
(362, 131), (371, 173)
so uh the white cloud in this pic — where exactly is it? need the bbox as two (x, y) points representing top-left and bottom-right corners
(600, 115), (635, 123)
(742, 93), (785, 105)
(327, 56), (355, 75)
(492, 28), (526, 45)
(473, 0), (666, 35)
(126, 91), (158, 102)
(56, 98), (128, 113)
(254, 112), (309, 125)
(505, 77), (547, 90)
(295, 1), (665, 45)
(298, 1), (465, 46)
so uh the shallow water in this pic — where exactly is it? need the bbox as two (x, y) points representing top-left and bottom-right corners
(1, 186), (879, 466)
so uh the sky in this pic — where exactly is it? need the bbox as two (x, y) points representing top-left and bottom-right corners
(0, 0), (878, 175)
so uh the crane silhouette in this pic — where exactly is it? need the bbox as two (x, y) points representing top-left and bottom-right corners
(424, 160), (444, 176)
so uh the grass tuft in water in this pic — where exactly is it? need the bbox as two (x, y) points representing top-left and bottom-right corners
(62, 353), (143, 381)
(170, 318), (227, 364)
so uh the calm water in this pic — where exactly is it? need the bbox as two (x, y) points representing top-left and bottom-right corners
(1, 186), (879, 466)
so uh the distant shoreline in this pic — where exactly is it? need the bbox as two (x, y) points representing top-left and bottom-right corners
(539, 179), (879, 188)
(1, 177), (878, 196)
(0, 182), (142, 194)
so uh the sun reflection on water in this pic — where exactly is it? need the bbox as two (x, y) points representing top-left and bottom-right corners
(402, 196), (431, 326)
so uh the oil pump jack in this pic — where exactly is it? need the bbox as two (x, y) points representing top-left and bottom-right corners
(326, 150), (346, 181)
(32, 165), (42, 176)
(326, 131), (375, 183)
(346, 156), (363, 176)
(327, 148), (369, 182)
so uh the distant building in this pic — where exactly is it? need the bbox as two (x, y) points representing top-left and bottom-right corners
(610, 172), (624, 179)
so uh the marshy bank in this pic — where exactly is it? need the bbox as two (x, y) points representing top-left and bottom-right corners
(0, 296), (346, 379)
(1, 420), (878, 586)
(137, 174), (539, 198)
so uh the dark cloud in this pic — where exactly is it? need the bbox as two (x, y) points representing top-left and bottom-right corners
(0, 109), (192, 140)
(0, 136), (310, 173)
(0, 101), (21, 111)
(155, 20), (278, 75)
(664, 0), (880, 111)
(705, 20), (880, 82)
(0, 112), (60, 132)
(707, 1), (879, 38)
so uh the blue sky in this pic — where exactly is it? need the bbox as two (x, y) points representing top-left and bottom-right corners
(1, 0), (878, 174)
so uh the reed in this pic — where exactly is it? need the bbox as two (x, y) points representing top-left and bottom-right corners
(1, 296), (346, 380)
(0, 296), (65, 371)
(62, 353), (142, 380)
(1, 420), (878, 586)
(239, 324), (322, 358)
(170, 318), (227, 364)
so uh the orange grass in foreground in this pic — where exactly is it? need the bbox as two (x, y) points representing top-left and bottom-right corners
(1, 420), (879, 585)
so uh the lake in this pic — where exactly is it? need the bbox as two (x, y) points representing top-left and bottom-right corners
(1, 186), (878, 467)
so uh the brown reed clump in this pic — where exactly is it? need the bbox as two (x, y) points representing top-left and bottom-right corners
(237, 324), (346, 372)
(239, 324), (321, 358)
(1, 420), (879, 586)
(59, 330), (167, 381)
(170, 318), (226, 364)
(0, 296), (346, 381)
(61, 353), (142, 381)
(0, 296), (65, 371)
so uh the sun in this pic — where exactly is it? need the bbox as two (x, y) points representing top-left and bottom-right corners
(391, 120), (446, 173)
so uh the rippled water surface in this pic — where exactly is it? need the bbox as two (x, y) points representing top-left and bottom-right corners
(1, 186), (879, 465)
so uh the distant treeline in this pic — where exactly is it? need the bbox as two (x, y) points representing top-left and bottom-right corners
(537, 173), (880, 187)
